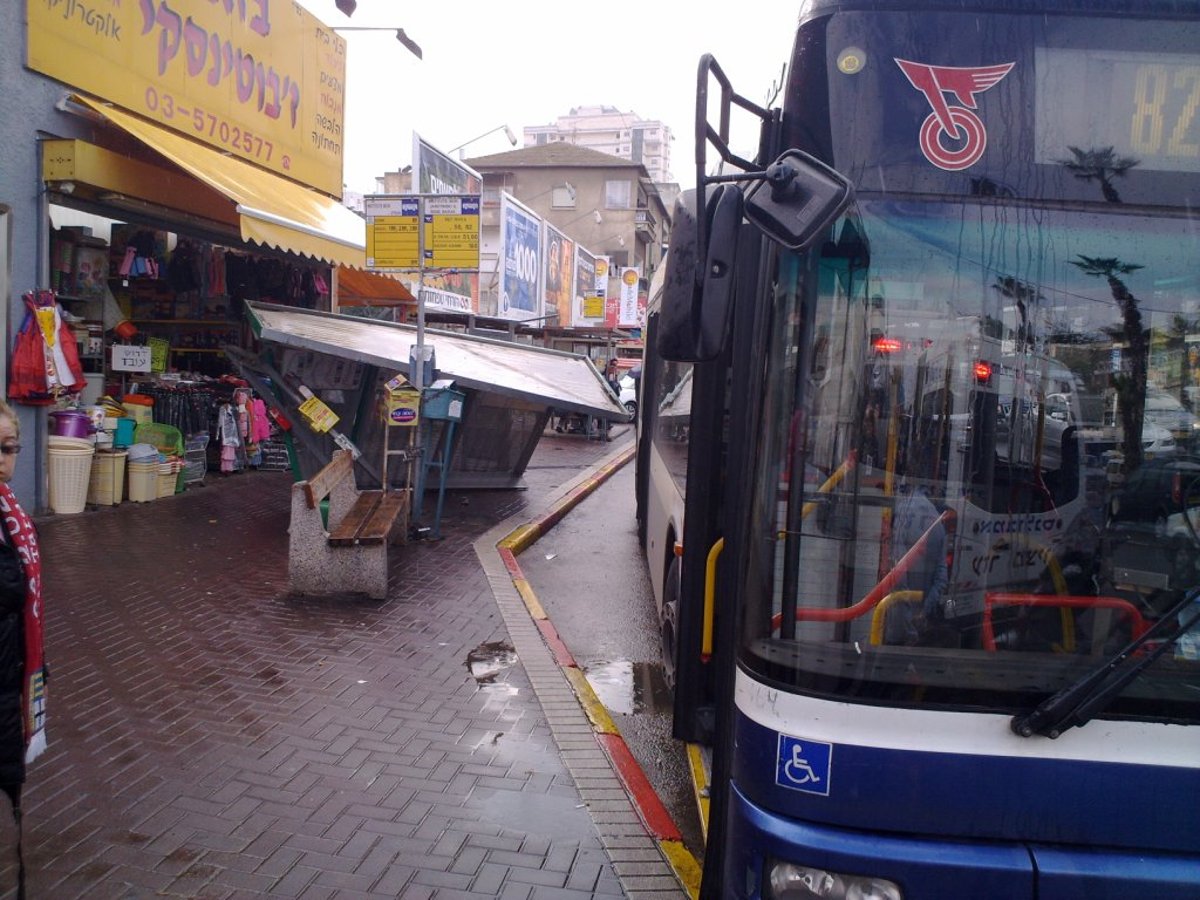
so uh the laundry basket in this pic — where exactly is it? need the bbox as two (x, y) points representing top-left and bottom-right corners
(133, 422), (184, 457)
(48, 446), (95, 514)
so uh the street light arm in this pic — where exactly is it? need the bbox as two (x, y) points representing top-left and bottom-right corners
(448, 124), (518, 156)
(331, 27), (422, 60)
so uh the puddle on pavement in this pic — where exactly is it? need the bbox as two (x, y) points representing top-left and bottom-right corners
(584, 659), (672, 716)
(466, 640), (519, 691)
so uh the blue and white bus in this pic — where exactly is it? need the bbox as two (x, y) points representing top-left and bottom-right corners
(638, 1), (1200, 896)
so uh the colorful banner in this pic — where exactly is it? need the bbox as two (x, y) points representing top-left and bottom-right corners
(618, 267), (642, 328)
(542, 223), (575, 329)
(575, 248), (600, 326)
(27, 0), (345, 196)
(499, 193), (542, 321)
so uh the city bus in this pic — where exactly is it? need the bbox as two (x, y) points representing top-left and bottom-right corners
(635, 1), (1200, 896)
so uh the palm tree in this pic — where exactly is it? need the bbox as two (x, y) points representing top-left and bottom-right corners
(1071, 256), (1146, 468)
(992, 275), (1044, 351)
(1058, 147), (1139, 203)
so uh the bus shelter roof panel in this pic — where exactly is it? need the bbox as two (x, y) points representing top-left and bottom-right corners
(246, 302), (626, 419)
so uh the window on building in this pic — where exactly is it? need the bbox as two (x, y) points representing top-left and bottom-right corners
(551, 186), (576, 209)
(609, 250), (629, 268)
(605, 180), (632, 209)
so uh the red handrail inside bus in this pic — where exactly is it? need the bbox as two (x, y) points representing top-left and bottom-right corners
(982, 592), (1150, 650)
(771, 510), (951, 631)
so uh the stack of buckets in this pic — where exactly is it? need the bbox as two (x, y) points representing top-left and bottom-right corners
(47, 409), (96, 515)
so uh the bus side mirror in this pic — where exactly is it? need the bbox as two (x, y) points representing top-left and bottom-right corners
(657, 185), (743, 362)
(744, 150), (854, 251)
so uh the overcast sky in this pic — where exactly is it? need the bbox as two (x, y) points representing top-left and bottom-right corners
(295, 1), (799, 195)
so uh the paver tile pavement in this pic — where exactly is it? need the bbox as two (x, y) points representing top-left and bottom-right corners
(0, 432), (664, 898)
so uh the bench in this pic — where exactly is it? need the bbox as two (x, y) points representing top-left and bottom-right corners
(288, 450), (408, 599)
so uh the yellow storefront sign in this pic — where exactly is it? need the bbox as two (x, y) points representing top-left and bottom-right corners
(27, 0), (346, 197)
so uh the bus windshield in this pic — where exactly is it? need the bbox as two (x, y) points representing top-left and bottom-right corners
(741, 197), (1200, 721)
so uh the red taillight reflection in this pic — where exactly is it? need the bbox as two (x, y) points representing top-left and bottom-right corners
(873, 337), (903, 354)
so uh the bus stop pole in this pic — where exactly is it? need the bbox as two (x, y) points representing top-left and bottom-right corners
(414, 197), (426, 392)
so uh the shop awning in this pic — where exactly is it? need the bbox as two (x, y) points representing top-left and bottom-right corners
(245, 301), (627, 419)
(336, 267), (416, 308)
(73, 96), (367, 269)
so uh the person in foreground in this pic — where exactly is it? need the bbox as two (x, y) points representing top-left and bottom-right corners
(0, 399), (46, 899)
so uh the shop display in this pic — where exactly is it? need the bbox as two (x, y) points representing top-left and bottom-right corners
(8, 290), (88, 405)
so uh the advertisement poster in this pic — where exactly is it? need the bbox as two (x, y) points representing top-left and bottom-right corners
(575, 248), (601, 325)
(27, 0), (345, 196)
(499, 193), (542, 321)
(410, 135), (481, 310)
(412, 132), (482, 195)
(542, 223), (575, 328)
(618, 267), (642, 328)
(594, 255), (611, 294)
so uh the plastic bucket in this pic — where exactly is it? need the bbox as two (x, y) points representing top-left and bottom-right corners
(113, 418), (136, 448)
(127, 462), (158, 502)
(48, 446), (95, 514)
(87, 451), (127, 506)
(49, 410), (94, 439)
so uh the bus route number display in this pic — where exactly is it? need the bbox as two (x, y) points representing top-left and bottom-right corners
(365, 197), (420, 270)
(1035, 48), (1200, 173)
(423, 195), (481, 270)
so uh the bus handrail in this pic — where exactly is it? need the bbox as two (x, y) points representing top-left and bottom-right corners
(771, 511), (951, 630)
(982, 593), (1150, 651)
(868, 591), (924, 645)
(702, 538), (725, 662)
(782, 450), (858, 533)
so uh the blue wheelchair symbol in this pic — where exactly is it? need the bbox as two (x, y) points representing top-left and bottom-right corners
(776, 734), (832, 796)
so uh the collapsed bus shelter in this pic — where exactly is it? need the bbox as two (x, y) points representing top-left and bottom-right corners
(231, 302), (628, 496)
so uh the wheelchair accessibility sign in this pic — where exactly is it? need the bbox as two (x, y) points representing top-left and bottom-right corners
(776, 733), (832, 796)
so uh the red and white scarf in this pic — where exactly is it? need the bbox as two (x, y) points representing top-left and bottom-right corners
(0, 484), (45, 764)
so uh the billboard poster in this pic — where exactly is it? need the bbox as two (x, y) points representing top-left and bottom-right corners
(542, 223), (575, 328)
(499, 193), (542, 321)
(412, 132), (482, 195)
(618, 267), (642, 328)
(575, 248), (601, 326)
(594, 255), (611, 294)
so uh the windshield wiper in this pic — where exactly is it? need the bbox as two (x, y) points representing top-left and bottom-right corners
(1011, 588), (1200, 739)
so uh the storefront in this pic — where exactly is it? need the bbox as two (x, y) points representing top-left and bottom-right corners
(0, 1), (409, 511)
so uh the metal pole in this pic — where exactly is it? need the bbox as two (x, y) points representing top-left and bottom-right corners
(415, 197), (426, 391)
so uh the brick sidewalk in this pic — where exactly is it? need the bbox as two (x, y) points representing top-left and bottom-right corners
(0, 428), (681, 899)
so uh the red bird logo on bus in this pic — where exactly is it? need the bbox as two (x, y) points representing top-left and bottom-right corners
(895, 59), (1014, 171)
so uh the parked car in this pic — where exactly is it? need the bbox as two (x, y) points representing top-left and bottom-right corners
(1108, 454), (1200, 524)
(618, 373), (638, 416)
(1103, 454), (1200, 613)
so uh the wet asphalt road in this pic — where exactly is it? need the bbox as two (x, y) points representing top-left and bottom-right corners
(517, 435), (707, 860)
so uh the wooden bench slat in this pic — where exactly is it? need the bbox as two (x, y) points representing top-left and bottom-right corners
(358, 491), (408, 543)
(302, 451), (355, 510)
(327, 490), (406, 546)
(328, 492), (382, 545)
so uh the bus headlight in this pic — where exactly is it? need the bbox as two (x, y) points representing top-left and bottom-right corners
(765, 859), (903, 900)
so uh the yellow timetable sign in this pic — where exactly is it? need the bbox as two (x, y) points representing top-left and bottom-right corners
(365, 197), (420, 269)
(423, 196), (481, 270)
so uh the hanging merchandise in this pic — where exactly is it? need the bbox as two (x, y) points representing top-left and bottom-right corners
(8, 290), (87, 405)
